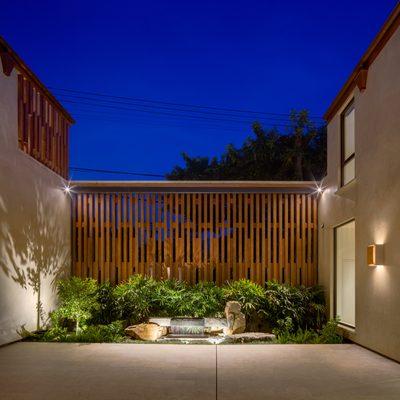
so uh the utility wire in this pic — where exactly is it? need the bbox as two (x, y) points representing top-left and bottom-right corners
(60, 99), (296, 128)
(57, 93), (297, 123)
(67, 108), (293, 130)
(70, 166), (165, 178)
(50, 86), (325, 120)
(69, 113), (254, 135)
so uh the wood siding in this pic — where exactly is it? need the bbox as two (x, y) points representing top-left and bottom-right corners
(72, 192), (318, 286)
(18, 75), (70, 179)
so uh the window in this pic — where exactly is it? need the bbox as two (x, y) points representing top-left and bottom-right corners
(335, 220), (355, 328)
(341, 101), (355, 186)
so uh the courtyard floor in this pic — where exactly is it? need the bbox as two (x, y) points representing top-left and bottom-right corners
(0, 342), (399, 399)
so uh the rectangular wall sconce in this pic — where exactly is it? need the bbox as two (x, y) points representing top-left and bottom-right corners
(367, 244), (384, 266)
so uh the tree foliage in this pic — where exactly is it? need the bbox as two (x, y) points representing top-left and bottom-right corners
(166, 110), (326, 181)
(51, 277), (99, 333)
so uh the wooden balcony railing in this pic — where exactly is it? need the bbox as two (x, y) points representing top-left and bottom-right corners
(18, 75), (71, 179)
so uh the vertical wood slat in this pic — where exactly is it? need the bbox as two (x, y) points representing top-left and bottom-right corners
(17, 75), (70, 179)
(72, 191), (318, 286)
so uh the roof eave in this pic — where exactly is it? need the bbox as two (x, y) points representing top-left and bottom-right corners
(324, 3), (400, 122)
(70, 180), (319, 193)
(0, 36), (75, 124)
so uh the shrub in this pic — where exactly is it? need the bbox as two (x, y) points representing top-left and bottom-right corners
(181, 282), (224, 317)
(91, 282), (119, 324)
(275, 328), (318, 344)
(41, 321), (125, 343)
(137, 279), (225, 318)
(152, 279), (190, 317)
(315, 318), (343, 344)
(72, 321), (125, 343)
(222, 280), (266, 329)
(264, 281), (326, 332)
(274, 318), (343, 344)
(51, 277), (99, 332)
(113, 275), (159, 324)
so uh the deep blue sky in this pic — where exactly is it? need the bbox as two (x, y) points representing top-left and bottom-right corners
(2, 0), (398, 180)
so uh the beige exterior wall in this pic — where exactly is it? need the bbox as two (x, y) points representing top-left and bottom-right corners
(0, 69), (71, 345)
(319, 26), (400, 361)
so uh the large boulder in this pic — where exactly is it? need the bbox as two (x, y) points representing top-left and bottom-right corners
(224, 301), (246, 335)
(125, 323), (167, 341)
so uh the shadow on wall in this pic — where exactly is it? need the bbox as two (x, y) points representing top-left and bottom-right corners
(0, 183), (69, 332)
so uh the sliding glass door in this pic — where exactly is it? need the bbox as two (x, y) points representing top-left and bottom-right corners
(335, 220), (355, 328)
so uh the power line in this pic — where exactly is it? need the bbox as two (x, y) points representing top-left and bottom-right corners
(69, 113), (254, 135)
(57, 93), (297, 123)
(50, 86), (325, 120)
(70, 166), (165, 178)
(60, 99), (297, 128)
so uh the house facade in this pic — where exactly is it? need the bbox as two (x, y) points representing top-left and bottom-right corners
(0, 37), (73, 345)
(319, 5), (400, 361)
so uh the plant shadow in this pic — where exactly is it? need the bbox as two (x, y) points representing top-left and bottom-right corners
(0, 182), (69, 332)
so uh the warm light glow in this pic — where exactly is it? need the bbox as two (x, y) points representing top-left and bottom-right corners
(312, 181), (325, 195)
(207, 337), (225, 345)
(62, 181), (73, 195)
(367, 244), (384, 267)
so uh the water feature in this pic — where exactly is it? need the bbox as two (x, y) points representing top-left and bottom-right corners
(168, 317), (207, 338)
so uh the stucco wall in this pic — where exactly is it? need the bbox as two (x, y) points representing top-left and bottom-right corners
(319, 27), (400, 361)
(0, 69), (71, 345)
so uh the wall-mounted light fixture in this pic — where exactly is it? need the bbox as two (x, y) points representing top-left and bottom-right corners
(313, 182), (325, 196)
(367, 244), (384, 267)
(62, 181), (73, 195)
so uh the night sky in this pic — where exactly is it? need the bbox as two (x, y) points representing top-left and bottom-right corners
(2, 0), (398, 180)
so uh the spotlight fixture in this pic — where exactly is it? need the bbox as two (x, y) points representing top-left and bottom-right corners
(313, 183), (324, 195)
(63, 181), (73, 195)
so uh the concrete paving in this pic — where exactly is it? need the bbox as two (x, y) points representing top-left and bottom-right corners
(218, 344), (400, 400)
(0, 343), (399, 399)
(0, 342), (216, 400)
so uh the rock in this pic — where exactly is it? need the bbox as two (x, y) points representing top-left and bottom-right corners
(125, 323), (167, 341)
(204, 318), (227, 335)
(148, 317), (171, 327)
(225, 301), (242, 314)
(225, 332), (276, 343)
(224, 301), (246, 334)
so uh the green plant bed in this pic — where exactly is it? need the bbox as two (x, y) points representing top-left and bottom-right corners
(27, 321), (127, 343)
(273, 318), (343, 344)
(24, 275), (342, 344)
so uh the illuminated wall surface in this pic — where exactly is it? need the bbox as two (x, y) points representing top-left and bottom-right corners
(0, 69), (71, 345)
(319, 26), (400, 361)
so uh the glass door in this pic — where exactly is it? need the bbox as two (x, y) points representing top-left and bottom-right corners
(335, 220), (355, 328)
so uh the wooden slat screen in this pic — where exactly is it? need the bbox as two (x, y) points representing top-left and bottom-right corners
(18, 75), (70, 178)
(72, 192), (318, 286)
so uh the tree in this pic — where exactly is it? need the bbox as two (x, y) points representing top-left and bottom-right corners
(166, 110), (326, 181)
(52, 277), (99, 333)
